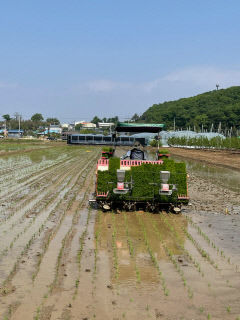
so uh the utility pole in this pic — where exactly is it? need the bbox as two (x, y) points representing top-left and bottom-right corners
(173, 117), (176, 131)
(18, 115), (21, 135)
(14, 112), (21, 137)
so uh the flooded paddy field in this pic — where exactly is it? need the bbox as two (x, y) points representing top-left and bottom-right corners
(0, 140), (58, 154)
(0, 144), (240, 320)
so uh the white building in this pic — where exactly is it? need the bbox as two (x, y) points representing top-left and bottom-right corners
(82, 122), (96, 129)
(98, 122), (115, 129)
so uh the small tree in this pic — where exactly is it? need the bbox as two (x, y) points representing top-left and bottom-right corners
(46, 118), (60, 125)
(75, 123), (83, 131)
(131, 113), (140, 122)
(2, 114), (11, 122)
(91, 116), (102, 125)
(31, 113), (44, 122)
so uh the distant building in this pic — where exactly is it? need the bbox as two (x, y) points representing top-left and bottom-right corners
(61, 123), (74, 131)
(7, 129), (24, 138)
(61, 123), (69, 129)
(98, 122), (115, 129)
(81, 122), (96, 129)
(74, 121), (85, 126)
(37, 125), (62, 136)
(49, 125), (62, 134)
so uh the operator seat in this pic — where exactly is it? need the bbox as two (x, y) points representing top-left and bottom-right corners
(130, 148), (145, 160)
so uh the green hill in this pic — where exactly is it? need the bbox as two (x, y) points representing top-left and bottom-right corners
(140, 86), (240, 130)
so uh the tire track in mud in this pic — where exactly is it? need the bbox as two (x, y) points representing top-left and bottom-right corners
(0, 154), (81, 231)
(0, 151), (86, 232)
(0, 151), (78, 209)
(9, 176), (95, 319)
(0, 149), (100, 320)
(0, 151), (98, 285)
(0, 156), (89, 264)
(0, 148), (81, 198)
(162, 214), (240, 318)
(33, 171), (97, 320)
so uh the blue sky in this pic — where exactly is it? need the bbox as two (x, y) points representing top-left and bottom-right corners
(1, 0), (240, 122)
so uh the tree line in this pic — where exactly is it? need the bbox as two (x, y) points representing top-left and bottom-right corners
(138, 86), (240, 134)
(1, 113), (60, 133)
(90, 116), (119, 125)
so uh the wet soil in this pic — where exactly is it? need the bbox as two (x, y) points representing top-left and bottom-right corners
(0, 145), (240, 320)
(168, 147), (240, 171)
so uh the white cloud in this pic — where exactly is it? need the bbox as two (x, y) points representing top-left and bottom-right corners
(162, 66), (240, 87)
(77, 66), (240, 96)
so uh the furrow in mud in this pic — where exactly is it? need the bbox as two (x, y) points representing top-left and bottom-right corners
(0, 152), (98, 287)
(0, 158), (88, 263)
(0, 151), (78, 210)
(0, 149), (100, 320)
(0, 155), (84, 233)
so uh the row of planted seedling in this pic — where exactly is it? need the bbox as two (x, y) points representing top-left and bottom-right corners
(0, 158), (94, 293)
(185, 215), (239, 272)
(1, 150), (99, 301)
(33, 203), (91, 320)
(150, 216), (194, 299)
(94, 209), (102, 277)
(0, 150), (79, 206)
(0, 158), (68, 221)
(124, 214), (141, 284)
(32, 157), (97, 283)
(111, 213), (119, 280)
(0, 155), (65, 197)
(164, 214), (237, 318)
(0, 154), (92, 245)
(155, 215), (220, 319)
(136, 214), (169, 296)
(74, 207), (92, 299)
(0, 154), (81, 224)
(160, 215), (204, 277)
(0, 168), (75, 260)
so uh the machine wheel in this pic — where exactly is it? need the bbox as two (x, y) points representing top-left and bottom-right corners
(123, 201), (136, 211)
(146, 202), (157, 213)
(100, 201), (112, 211)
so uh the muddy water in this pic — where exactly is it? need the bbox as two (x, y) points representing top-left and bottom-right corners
(172, 155), (240, 193)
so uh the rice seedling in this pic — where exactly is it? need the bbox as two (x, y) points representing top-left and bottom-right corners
(34, 306), (42, 320)
(137, 215), (169, 296)
(185, 215), (236, 268)
(111, 213), (119, 279)
(123, 214), (141, 284)
(6, 158), (95, 287)
(73, 208), (92, 299)
(159, 215), (205, 277)
(181, 226), (217, 270)
(94, 210), (102, 277)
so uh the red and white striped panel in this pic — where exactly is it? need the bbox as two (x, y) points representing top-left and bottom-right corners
(120, 160), (163, 170)
(97, 159), (109, 171)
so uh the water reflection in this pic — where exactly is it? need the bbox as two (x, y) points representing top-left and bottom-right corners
(172, 155), (240, 192)
(0, 148), (67, 166)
